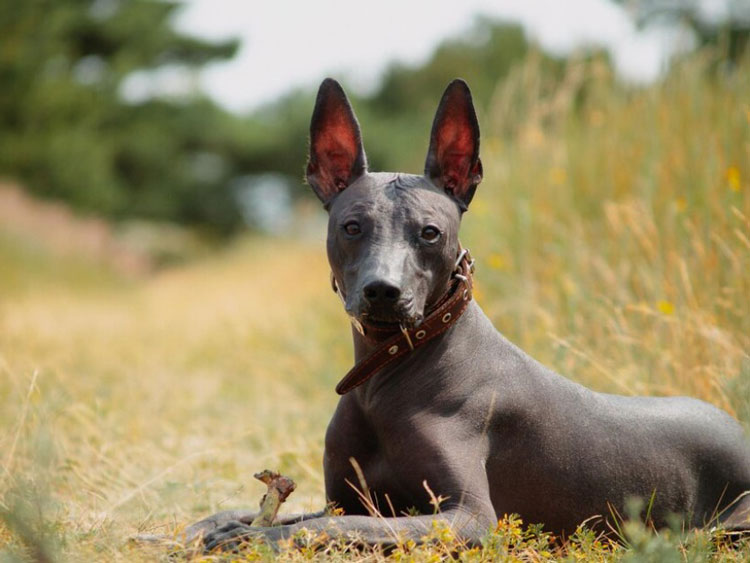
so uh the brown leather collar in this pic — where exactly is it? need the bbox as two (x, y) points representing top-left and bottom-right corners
(331, 247), (475, 395)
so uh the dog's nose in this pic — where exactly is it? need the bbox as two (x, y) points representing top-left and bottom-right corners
(362, 280), (401, 304)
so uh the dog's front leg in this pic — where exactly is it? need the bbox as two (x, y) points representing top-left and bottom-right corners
(185, 509), (327, 544)
(203, 507), (495, 552)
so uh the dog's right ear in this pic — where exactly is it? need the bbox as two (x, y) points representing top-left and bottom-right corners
(306, 78), (367, 206)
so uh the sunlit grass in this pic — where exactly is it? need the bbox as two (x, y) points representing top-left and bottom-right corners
(1, 50), (749, 561)
(468, 50), (749, 414)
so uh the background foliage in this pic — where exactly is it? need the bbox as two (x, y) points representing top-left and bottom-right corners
(0, 1), (567, 233)
(2, 1), (747, 235)
(0, 1), (749, 561)
(0, 0), (243, 231)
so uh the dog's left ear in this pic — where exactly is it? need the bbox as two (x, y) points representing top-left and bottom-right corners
(424, 79), (483, 209)
(306, 78), (368, 206)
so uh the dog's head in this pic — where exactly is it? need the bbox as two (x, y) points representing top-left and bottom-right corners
(306, 78), (482, 329)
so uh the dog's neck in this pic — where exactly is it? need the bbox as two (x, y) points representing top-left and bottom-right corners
(349, 301), (487, 408)
(351, 327), (378, 362)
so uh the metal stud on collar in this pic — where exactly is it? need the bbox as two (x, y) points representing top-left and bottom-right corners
(454, 248), (469, 270)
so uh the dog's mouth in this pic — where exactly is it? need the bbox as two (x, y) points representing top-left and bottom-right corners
(353, 297), (424, 330)
(361, 310), (424, 330)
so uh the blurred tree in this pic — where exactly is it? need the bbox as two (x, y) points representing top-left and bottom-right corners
(616, 0), (750, 63)
(363, 18), (563, 172)
(0, 10), (570, 232)
(240, 19), (562, 184)
(372, 18), (532, 113)
(0, 0), (247, 232)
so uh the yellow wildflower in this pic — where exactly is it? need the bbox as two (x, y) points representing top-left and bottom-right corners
(487, 253), (507, 270)
(657, 300), (674, 315)
(727, 166), (741, 192)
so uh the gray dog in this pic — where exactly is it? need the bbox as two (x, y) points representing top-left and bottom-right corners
(191, 78), (750, 551)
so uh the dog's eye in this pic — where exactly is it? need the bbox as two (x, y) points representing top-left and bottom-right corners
(343, 221), (361, 236)
(421, 226), (441, 242)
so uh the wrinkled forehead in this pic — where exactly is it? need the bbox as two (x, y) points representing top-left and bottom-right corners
(328, 172), (462, 224)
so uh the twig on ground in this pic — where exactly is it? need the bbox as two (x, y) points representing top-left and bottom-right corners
(251, 470), (296, 527)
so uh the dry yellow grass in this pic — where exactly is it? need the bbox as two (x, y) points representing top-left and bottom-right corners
(1, 51), (749, 561)
(0, 237), (354, 560)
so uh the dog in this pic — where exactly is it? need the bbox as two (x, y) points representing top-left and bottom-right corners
(189, 78), (750, 551)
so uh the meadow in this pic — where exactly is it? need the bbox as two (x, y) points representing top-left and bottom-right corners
(1, 51), (749, 561)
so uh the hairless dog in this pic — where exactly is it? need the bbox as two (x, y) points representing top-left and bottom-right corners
(189, 78), (750, 551)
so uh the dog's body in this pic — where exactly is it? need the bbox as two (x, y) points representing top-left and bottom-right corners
(193, 79), (750, 550)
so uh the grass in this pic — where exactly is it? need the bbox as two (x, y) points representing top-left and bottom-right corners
(1, 50), (749, 561)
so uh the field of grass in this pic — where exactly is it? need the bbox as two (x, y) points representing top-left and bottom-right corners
(1, 51), (749, 561)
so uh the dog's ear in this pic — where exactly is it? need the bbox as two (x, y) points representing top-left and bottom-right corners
(424, 79), (482, 209)
(306, 78), (367, 205)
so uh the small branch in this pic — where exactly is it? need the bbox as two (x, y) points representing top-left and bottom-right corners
(250, 470), (296, 527)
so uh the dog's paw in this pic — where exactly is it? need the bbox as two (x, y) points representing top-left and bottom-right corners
(203, 520), (257, 552)
(203, 521), (282, 553)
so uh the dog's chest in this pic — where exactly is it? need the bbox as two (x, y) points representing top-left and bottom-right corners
(323, 404), (446, 515)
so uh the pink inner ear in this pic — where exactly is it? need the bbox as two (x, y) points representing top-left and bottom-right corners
(436, 117), (473, 190)
(314, 117), (359, 191)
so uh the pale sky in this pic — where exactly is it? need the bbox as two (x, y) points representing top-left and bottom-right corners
(127, 0), (691, 113)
